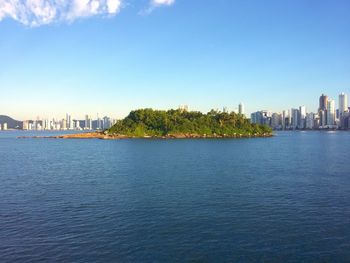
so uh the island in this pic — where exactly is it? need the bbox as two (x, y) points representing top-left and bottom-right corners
(19, 109), (273, 139)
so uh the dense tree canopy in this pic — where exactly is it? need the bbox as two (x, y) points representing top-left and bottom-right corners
(108, 109), (272, 137)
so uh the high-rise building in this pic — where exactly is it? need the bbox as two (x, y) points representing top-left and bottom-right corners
(327, 99), (335, 126)
(271, 113), (281, 129)
(85, 115), (89, 130)
(62, 119), (67, 130)
(68, 115), (74, 130)
(305, 113), (315, 129)
(339, 92), (348, 116)
(319, 94), (328, 111)
(103, 116), (111, 129)
(23, 121), (29, 130)
(250, 111), (271, 126)
(282, 110), (287, 130)
(75, 120), (81, 129)
(66, 114), (70, 129)
(291, 108), (299, 129)
(238, 102), (245, 116)
(44, 119), (51, 130)
(299, 106), (306, 129)
(319, 110), (326, 128)
(318, 94), (328, 127)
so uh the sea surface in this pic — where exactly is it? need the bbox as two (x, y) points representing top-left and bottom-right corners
(1, 131), (350, 262)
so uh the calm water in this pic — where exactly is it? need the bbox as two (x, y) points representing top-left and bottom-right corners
(1, 131), (350, 262)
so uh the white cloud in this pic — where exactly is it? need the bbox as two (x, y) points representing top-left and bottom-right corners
(107, 0), (120, 14)
(152, 0), (175, 6)
(0, 0), (122, 26)
(140, 0), (175, 15)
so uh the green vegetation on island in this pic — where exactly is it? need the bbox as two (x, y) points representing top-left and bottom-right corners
(107, 109), (272, 138)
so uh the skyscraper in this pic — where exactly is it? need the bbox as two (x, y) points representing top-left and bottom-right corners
(319, 94), (328, 127)
(291, 108), (299, 129)
(75, 120), (81, 129)
(327, 99), (335, 126)
(282, 110), (287, 130)
(271, 113), (281, 129)
(339, 92), (348, 116)
(319, 94), (328, 111)
(62, 118), (67, 130)
(305, 113), (315, 129)
(238, 102), (245, 116)
(85, 115), (89, 130)
(299, 106), (306, 129)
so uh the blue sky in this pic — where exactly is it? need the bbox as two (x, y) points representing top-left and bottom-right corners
(1, 0), (349, 120)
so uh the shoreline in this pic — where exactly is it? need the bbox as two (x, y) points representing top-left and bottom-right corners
(17, 132), (273, 140)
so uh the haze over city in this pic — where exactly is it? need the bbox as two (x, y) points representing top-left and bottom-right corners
(1, 0), (349, 120)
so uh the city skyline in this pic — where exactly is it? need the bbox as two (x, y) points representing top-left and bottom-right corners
(2, 89), (350, 121)
(1, 89), (349, 119)
(1, 0), (350, 119)
(1, 91), (350, 131)
(251, 91), (350, 130)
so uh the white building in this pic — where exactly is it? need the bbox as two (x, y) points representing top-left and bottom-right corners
(3, 123), (8, 130)
(282, 110), (288, 130)
(75, 120), (81, 129)
(23, 121), (29, 130)
(305, 113), (315, 129)
(299, 106), (306, 129)
(84, 117), (92, 130)
(339, 92), (348, 116)
(327, 99), (336, 126)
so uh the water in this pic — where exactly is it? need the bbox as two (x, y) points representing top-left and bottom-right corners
(1, 131), (350, 262)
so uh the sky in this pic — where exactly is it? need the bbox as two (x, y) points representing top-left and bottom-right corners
(0, 0), (349, 120)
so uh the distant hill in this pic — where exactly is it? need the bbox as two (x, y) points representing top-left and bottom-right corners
(0, 115), (23, 129)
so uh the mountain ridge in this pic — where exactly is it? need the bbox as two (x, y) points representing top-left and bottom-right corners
(0, 115), (23, 129)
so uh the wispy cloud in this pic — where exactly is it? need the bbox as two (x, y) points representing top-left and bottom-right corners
(0, 0), (122, 26)
(151, 0), (175, 6)
(140, 0), (175, 15)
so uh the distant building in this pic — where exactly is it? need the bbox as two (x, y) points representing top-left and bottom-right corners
(75, 120), (81, 129)
(179, 105), (189, 113)
(66, 114), (73, 130)
(251, 110), (271, 126)
(23, 121), (29, 130)
(291, 108), (299, 129)
(103, 116), (111, 129)
(319, 109), (327, 128)
(305, 113), (315, 129)
(299, 106), (306, 129)
(271, 113), (282, 130)
(319, 94), (328, 111)
(238, 102), (245, 116)
(327, 99), (336, 127)
(3, 123), (8, 130)
(85, 115), (90, 130)
(339, 92), (348, 116)
(318, 94), (328, 128)
(62, 119), (67, 130)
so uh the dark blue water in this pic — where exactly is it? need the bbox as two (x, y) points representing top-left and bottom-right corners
(1, 131), (350, 262)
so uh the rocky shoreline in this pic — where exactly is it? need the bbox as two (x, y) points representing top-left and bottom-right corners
(18, 132), (273, 140)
